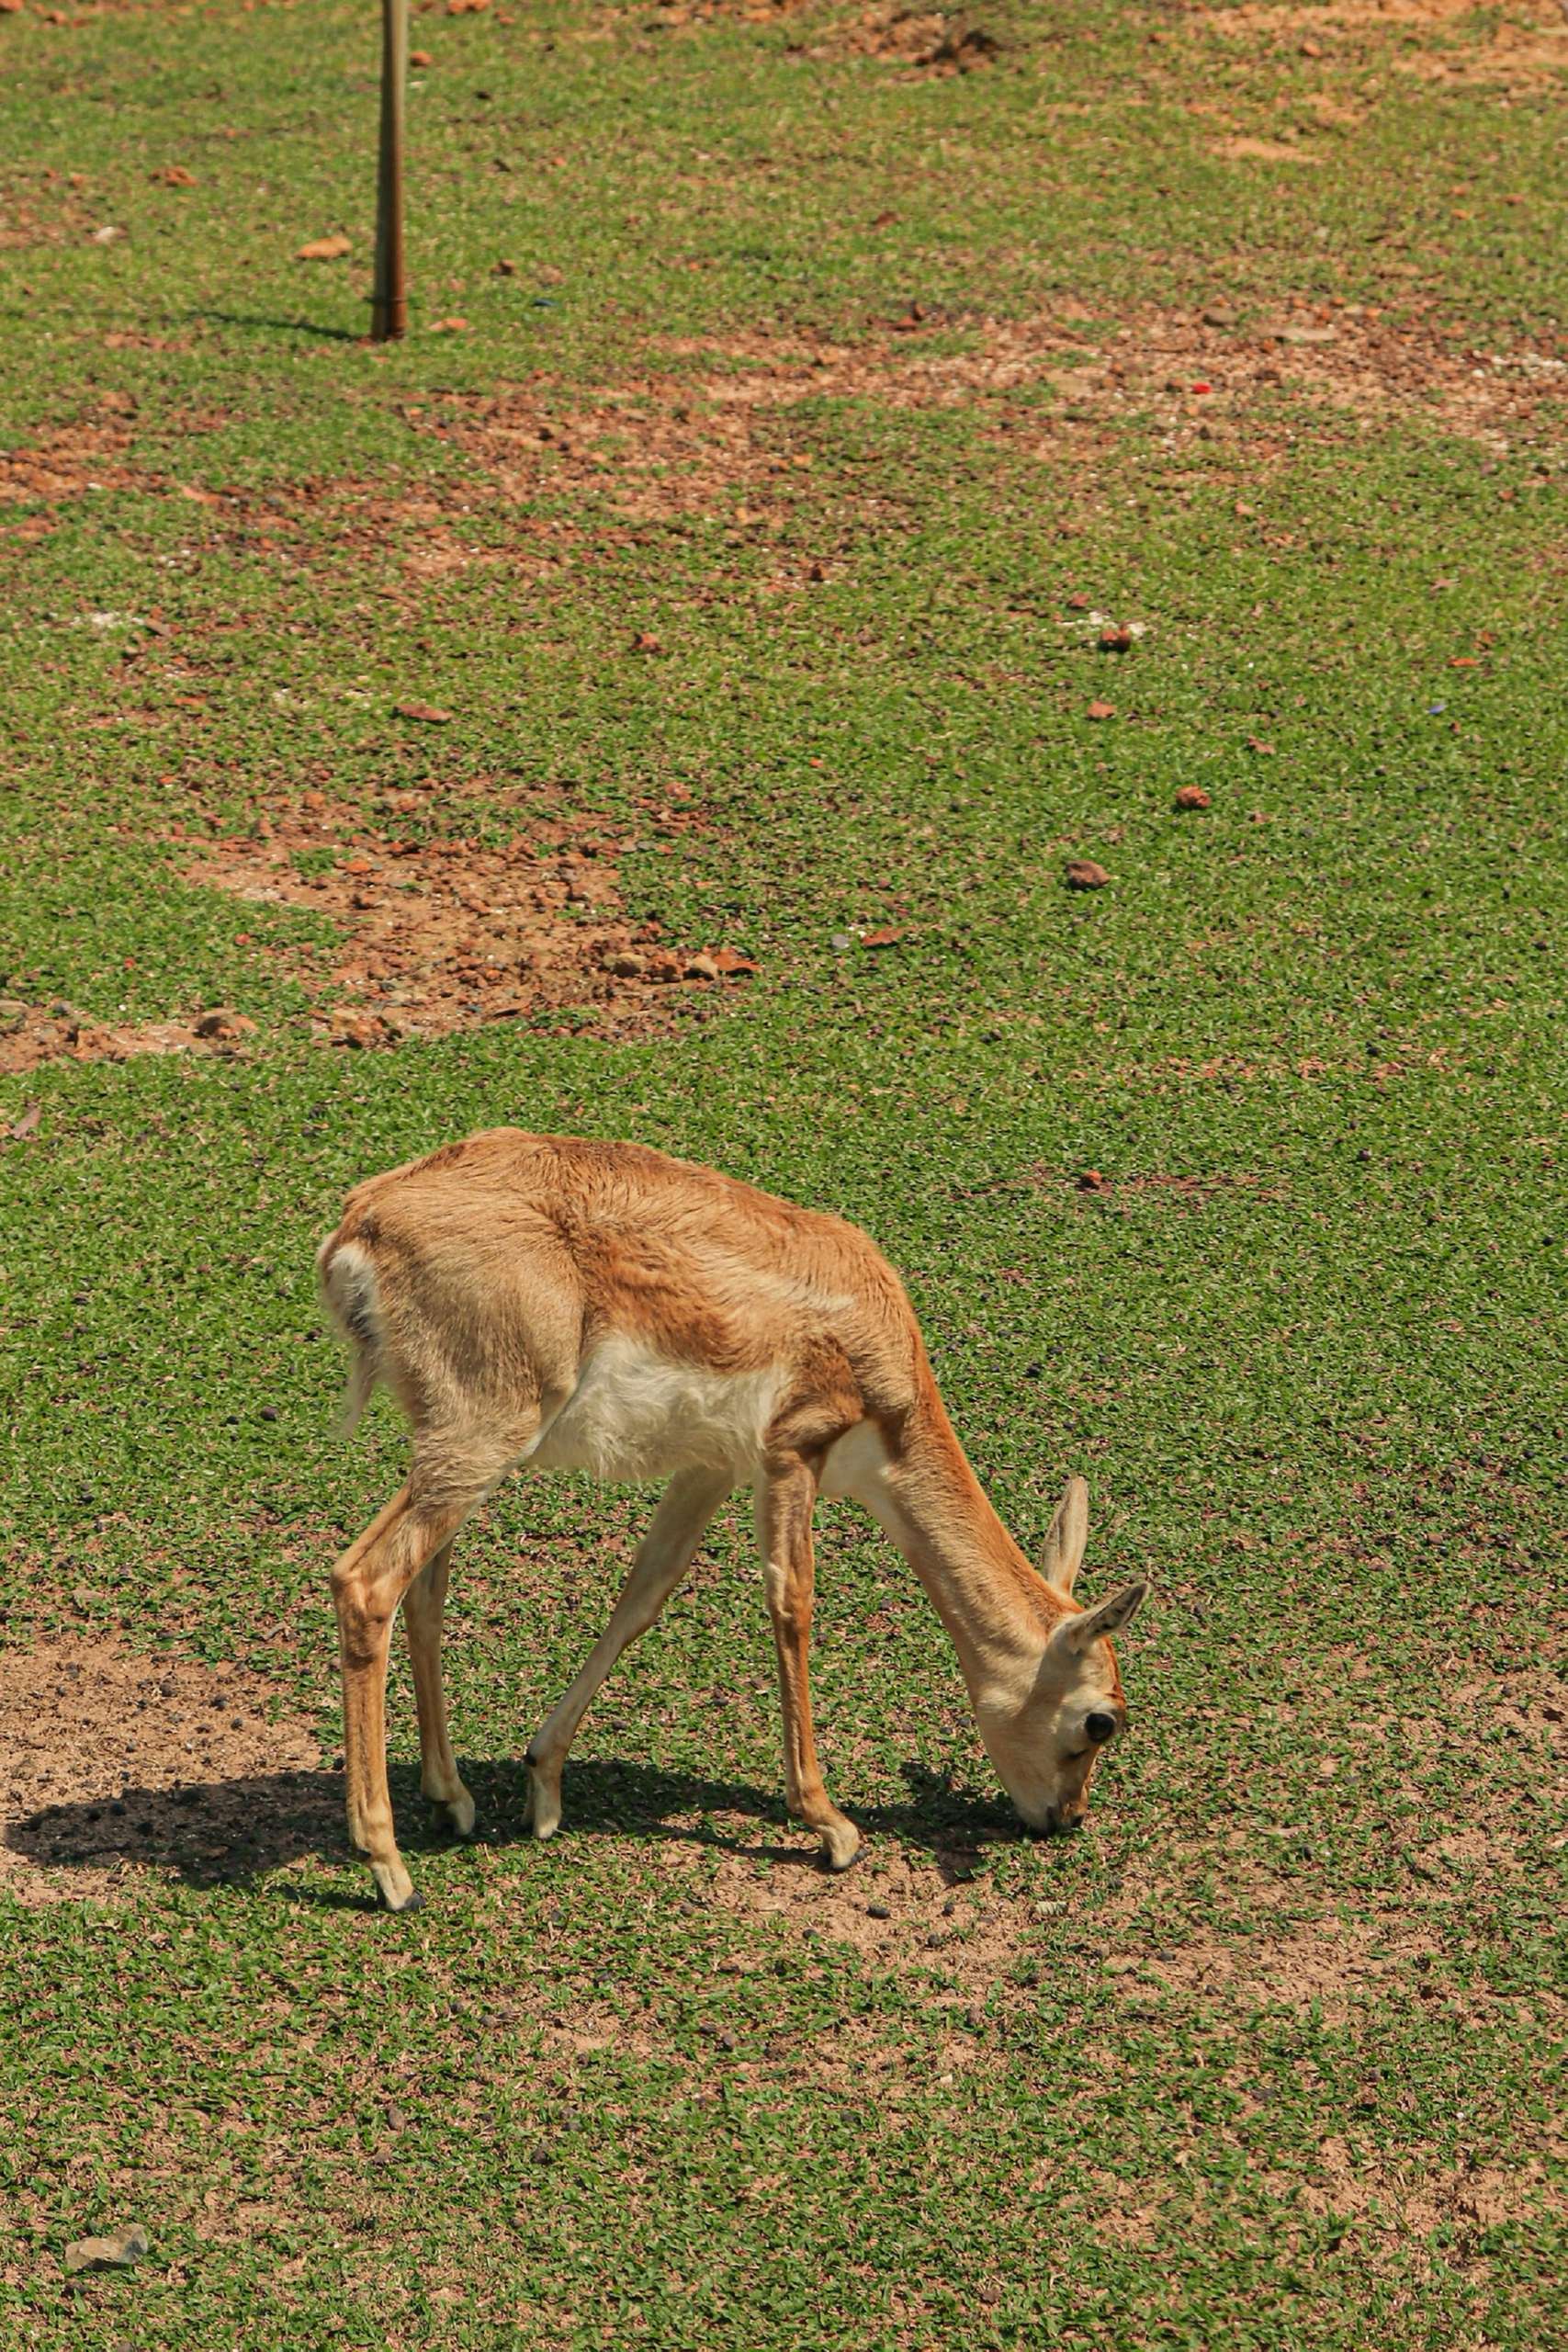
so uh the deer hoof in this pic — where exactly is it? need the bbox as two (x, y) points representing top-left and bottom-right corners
(819, 1821), (862, 1873)
(525, 1765), (562, 1842)
(372, 1860), (423, 1914)
(434, 1789), (476, 1838)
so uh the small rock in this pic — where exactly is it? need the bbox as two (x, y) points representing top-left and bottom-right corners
(1077, 1169), (1108, 1192)
(1280, 325), (1337, 346)
(64, 2224), (148, 2275)
(866, 1901), (892, 1920)
(1203, 301), (1237, 328)
(1064, 859), (1111, 890)
(194, 1006), (256, 1040)
(492, 257), (518, 276)
(1098, 625), (1134, 653)
(332, 1014), (384, 1050)
(606, 949), (648, 978)
(1174, 785), (1211, 810)
(683, 953), (720, 981)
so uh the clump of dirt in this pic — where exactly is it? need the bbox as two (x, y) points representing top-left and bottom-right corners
(0, 1637), (332, 1905)
(630, 0), (818, 22)
(0, 997), (254, 1077)
(177, 787), (750, 1052)
(799, 7), (1000, 72)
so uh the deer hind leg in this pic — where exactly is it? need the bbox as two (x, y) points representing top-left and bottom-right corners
(402, 1538), (474, 1838)
(757, 1458), (861, 1872)
(525, 1464), (731, 1844)
(331, 1430), (518, 1912)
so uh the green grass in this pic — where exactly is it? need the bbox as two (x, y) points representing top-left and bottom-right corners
(1, 0), (1564, 2344)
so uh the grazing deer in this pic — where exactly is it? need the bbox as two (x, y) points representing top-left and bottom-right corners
(317, 1130), (1145, 1912)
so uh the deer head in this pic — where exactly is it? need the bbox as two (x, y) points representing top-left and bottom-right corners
(974, 1476), (1146, 1834)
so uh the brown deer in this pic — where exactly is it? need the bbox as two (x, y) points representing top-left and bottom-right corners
(318, 1130), (1145, 1911)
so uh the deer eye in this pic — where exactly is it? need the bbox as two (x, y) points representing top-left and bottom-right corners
(1085, 1711), (1118, 1745)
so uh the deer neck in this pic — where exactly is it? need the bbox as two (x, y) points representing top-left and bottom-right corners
(852, 1399), (1055, 1704)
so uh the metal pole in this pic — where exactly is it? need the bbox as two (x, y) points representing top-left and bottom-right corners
(370, 0), (408, 341)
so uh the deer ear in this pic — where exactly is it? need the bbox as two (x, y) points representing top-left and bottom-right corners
(1054, 1580), (1146, 1656)
(1040, 1475), (1090, 1595)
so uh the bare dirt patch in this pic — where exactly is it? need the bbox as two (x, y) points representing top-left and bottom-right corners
(573, 305), (1563, 472)
(393, 303), (1563, 568)
(0, 786), (750, 1073)
(177, 788), (750, 1053)
(8, 306), (1560, 569)
(309, 311), (1567, 490)
(1140, 1907), (1444, 2021)
(1208, 132), (1324, 162)
(1196, 0), (1568, 90)
(0, 1636), (331, 1905)
(649, 1814), (1052, 1996)
(1266, 2136), (1564, 2246)
(0, 998), (255, 1077)
(0, 396), (153, 505)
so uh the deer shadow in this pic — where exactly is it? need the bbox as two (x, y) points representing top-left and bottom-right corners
(6, 1755), (1022, 1908)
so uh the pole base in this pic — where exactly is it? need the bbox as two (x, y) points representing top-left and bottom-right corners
(369, 298), (408, 343)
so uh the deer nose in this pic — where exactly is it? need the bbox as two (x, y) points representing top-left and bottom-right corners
(1085, 1711), (1118, 1744)
(1039, 1804), (1084, 1837)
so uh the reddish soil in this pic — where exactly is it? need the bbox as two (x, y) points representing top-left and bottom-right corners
(795, 6), (1000, 71)
(0, 999), (256, 1077)
(414, 306), (1563, 533)
(178, 788), (751, 1052)
(1198, 0), (1568, 92)
(0, 784), (752, 1072)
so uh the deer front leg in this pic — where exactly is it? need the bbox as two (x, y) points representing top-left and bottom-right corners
(402, 1538), (474, 1838)
(525, 1465), (731, 1843)
(756, 1459), (861, 1872)
(331, 1485), (471, 1913)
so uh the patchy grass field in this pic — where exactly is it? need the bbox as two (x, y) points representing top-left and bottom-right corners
(1, 0), (1564, 2343)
